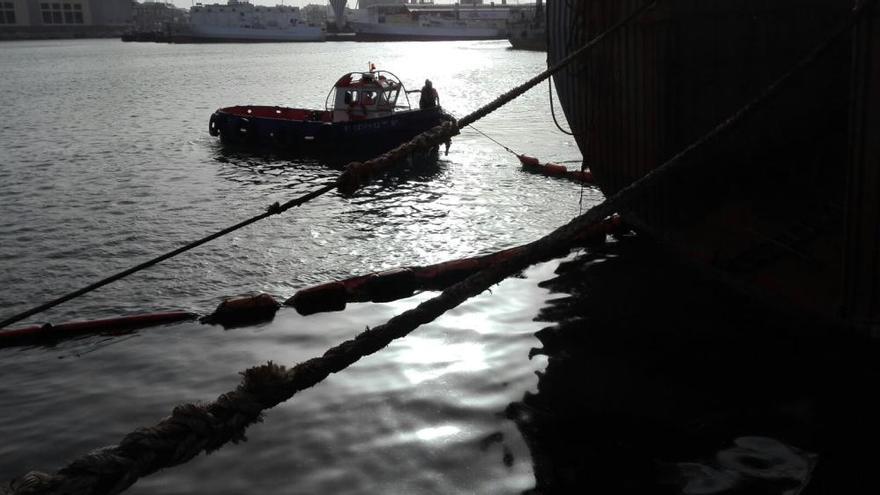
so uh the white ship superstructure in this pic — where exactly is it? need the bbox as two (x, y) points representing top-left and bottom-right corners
(350, 1), (517, 41)
(184, 0), (324, 42)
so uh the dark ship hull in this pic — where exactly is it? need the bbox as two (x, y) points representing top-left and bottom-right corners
(507, 22), (546, 51)
(547, 0), (880, 331)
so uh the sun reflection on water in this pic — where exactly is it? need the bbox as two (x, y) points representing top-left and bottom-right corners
(398, 336), (490, 385)
(414, 424), (462, 443)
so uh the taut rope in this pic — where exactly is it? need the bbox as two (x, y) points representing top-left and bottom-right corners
(0, 0), (658, 332)
(6, 0), (871, 490)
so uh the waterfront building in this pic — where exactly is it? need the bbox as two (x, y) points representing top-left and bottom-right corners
(0, 0), (134, 39)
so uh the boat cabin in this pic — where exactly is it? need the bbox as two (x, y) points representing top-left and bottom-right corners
(325, 70), (412, 122)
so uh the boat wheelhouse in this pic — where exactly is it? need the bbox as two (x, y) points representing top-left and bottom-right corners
(208, 69), (452, 156)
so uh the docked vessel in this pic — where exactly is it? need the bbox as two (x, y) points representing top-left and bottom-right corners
(208, 69), (453, 156)
(350, 0), (512, 41)
(171, 0), (324, 43)
(546, 0), (880, 330)
(507, 0), (545, 50)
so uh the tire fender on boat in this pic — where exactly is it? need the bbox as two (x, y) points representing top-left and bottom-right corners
(209, 113), (221, 137)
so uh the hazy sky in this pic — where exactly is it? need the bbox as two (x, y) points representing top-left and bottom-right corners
(169, 1), (315, 7)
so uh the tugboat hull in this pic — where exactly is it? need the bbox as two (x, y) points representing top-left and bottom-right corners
(210, 106), (451, 157)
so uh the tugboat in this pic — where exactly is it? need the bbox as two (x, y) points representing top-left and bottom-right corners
(208, 69), (452, 156)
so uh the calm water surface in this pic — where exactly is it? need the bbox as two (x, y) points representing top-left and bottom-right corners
(0, 39), (600, 493)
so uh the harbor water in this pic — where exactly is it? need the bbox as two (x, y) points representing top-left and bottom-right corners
(0, 39), (597, 492)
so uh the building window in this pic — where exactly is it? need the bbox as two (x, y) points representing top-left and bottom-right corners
(0, 1), (15, 24)
(40, 2), (84, 24)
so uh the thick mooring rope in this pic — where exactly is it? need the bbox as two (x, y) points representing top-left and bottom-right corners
(458, 1), (657, 129)
(0, 1), (657, 332)
(4, 179), (622, 495)
(6, 1), (871, 490)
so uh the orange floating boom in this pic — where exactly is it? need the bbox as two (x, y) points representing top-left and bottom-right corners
(0, 311), (198, 348)
(517, 154), (595, 185)
(286, 216), (623, 316)
(200, 293), (281, 327)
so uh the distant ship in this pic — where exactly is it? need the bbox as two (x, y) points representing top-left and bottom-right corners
(349, 0), (517, 41)
(507, 0), (545, 51)
(171, 0), (325, 43)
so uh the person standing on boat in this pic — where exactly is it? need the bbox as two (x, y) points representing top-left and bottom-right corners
(419, 79), (439, 110)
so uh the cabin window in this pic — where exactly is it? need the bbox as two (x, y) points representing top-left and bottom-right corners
(362, 91), (378, 105)
(381, 89), (399, 107)
(344, 90), (359, 105)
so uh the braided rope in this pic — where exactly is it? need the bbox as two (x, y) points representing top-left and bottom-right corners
(335, 0), (657, 190)
(2, 184), (620, 495)
(0, 1), (657, 331)
(10, 1), (801, 493)
(6, 0), (869, 486)
(459, 1), (656, 129)
(0, 4), (641, 331)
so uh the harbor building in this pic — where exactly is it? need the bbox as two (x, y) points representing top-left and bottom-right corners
(0, 0), (134, 39)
